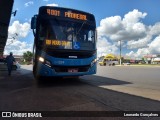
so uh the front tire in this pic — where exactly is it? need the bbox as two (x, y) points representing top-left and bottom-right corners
(33, 64), (43, 84)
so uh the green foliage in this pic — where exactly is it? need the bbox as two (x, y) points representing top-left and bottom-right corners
(23, 51), (33, 64)
(141, 57), (145, 62)
(121, 57), (124, 62)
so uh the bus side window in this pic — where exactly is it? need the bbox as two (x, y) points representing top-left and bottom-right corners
(88, 30), (94, 42)
(88, 30), (92, 41)
(83, 30), (88, 41)
(84, 34), (87, 41)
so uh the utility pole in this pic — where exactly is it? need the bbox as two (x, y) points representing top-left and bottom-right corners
(119, 40), (122, 65)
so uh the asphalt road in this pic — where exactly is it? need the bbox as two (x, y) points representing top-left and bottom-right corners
(0, 65), (160, 120)
(82, 65), (160, 101)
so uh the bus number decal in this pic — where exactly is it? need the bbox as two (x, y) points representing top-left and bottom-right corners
(47, 9), (60, 16)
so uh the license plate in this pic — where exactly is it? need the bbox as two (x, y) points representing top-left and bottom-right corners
(68, 68), (78, 73)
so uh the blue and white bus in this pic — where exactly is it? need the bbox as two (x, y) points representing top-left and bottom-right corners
(31, 6), (97, 79)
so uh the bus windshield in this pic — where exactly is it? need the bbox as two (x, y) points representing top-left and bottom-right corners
(38, 18), (96, 51)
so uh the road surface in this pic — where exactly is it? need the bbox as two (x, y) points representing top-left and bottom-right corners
(0, 65), (160, 119)
(82, 65), (160, 101)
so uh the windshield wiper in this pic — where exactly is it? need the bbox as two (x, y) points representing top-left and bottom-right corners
(76, 21), (86, 35)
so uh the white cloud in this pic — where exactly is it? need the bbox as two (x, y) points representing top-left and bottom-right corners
(123, 9), (147, 25)
(98, 9), (147, 42)
(4, 41), (33, 56)
(4, 21), (32, 55)
(97, 36), (118, 57)
(126, 35), (160, 58)
(24, 1), (34, 7)
(98, 16), (123, 36)
(97, 9), (148, 57)
(46, 3), (58, 7)
(8, 21), (30, 38)
(127, 35), (151, 49)
(148, 35), (160, 54)
(149, 22), (160, 35)
(126, 48), (149, 59)
(97, 9), (160, 58)
(126, 51), (135, 58)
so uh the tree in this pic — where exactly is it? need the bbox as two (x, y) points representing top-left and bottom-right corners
(23, 51), (33, 63)
(141, 57), (146, 64)
(121, 57), (124, 63)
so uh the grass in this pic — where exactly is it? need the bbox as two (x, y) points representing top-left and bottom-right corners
(117, 64), (160, 67)
(131, 64), (160, 66)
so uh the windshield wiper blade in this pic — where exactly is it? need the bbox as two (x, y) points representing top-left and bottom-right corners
(77, 21), (86, 35)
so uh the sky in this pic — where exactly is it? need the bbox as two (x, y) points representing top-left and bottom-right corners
(4, 0), (160, 59)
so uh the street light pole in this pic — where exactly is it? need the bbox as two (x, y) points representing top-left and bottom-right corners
(12, 10), (17, 16)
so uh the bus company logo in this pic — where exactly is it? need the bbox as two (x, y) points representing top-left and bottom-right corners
(2, 112), (11, 117)
(69, 56), (77, 58)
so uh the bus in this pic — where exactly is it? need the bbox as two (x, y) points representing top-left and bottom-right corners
(99, 54), (119, 66)
(31, 6), (97, 79)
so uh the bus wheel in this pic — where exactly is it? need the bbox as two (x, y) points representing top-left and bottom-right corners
(33, 70), (38, 80)
(33, 64), (43, 84)
(112, 63), (115, 66)
(104, 63), (106, 66)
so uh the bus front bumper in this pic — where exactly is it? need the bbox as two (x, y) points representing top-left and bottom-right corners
(36, 63), (96, 77)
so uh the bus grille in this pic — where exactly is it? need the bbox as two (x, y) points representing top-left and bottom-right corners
(46, 50), (96, 59)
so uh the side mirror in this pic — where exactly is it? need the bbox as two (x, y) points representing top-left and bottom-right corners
(31, 15), (37, 29)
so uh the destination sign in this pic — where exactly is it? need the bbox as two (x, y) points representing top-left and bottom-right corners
(45, 39), (71, 46)
(46, 9), (87, 21)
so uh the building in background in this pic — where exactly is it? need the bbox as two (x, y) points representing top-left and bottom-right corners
(151, 55), (160, 64)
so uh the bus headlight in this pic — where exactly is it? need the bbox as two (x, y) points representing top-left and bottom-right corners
(39, 57), (51, 67)
(91, 58), (97, 67)
(39, 57), (44, 62)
